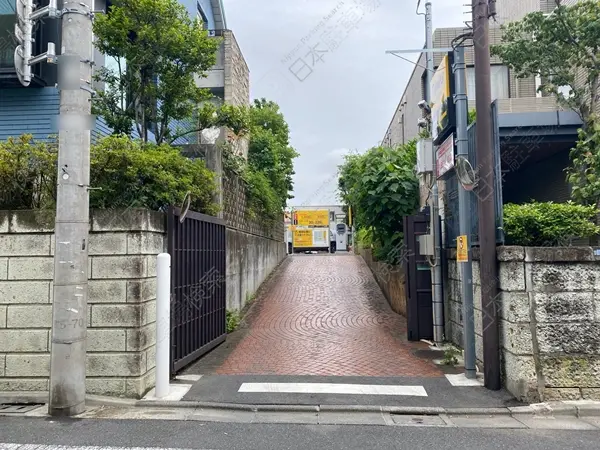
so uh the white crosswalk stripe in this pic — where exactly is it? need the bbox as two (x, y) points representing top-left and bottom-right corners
(0, 446), (216, 450)
(238, 382), (428, 396)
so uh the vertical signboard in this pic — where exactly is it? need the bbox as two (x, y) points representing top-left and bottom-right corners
(436, 134), (455, 178)
(457, 235), (468, 262)
(431, 54), (451, 142)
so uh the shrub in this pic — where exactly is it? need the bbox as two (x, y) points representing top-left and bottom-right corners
(0, 135), (57, 210)
(226, 309), (240, 333)
(90, 135), (218, 214)
(0, 134), (218, 215)
(503, 201), (600, 246)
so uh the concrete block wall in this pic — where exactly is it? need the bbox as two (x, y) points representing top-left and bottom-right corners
(445, 246), (600, 402)
(0, 209), (165, 398)
(359, 247), (407, 317)
(226, 228), (286, 311)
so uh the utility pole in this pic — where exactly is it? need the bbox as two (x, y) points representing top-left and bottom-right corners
(49, 0), (95, 416)
(424, 0), (444, 345)
(453, 44), (477, 379)
(472, 0), (500, 389)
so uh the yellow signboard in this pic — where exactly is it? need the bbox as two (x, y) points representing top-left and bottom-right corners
(457, 235), (468, 263)
(293, 229), (313, 247)
(296, 210), (329, 227)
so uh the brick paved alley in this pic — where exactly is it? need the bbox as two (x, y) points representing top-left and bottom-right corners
(208, 254), (443, 377)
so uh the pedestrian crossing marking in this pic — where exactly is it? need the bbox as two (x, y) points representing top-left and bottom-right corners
(238, 382), (428, 396)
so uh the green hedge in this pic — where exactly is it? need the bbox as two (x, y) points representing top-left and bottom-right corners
(0, 134), (218, 215)
(503, 201), (600, 246)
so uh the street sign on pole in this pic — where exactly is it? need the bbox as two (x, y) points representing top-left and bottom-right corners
(457, 235), (468, 262)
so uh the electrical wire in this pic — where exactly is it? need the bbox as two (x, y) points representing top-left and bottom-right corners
(416, 0), (425, 16)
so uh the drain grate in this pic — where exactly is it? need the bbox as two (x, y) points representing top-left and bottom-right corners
(0, 403), (43, 413)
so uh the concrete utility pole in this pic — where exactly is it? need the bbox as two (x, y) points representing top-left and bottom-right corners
(472, 0), (500, 389)
(424, 0), (444, 345)
(49, 0), (95, 416)
(453, 44), (477, 379)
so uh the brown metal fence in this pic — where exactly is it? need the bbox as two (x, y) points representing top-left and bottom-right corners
(167, 206), (227, 375)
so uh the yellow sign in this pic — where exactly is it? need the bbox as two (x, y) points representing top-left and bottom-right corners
(457, 235), (468, 262)
(293, 229), (313, 247)
(296, 210), (329, 227)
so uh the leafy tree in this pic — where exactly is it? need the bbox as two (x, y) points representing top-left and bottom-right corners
(491, 0), (600, 205)
(247, 99), (299, 208)
(92, 0), (248, 144)
(338, 141), (420, 263)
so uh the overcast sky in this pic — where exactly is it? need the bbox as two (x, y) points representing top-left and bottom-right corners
(226, 0), (466, 206)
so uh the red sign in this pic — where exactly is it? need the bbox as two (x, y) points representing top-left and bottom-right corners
(437, 134), (455, 178)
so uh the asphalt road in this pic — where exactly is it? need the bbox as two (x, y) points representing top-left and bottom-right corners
(1, 417), (600, 450)
(183, 374), (520, 408)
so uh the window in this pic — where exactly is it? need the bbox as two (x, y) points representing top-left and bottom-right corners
(466, 65), (509, 101)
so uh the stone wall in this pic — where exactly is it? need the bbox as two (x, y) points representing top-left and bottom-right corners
(223, 30), (250, 108)
(223, 173), (285, 241)
(445, 246), (600, 402)
(359, 247), (407, 317)
(223, 30), (250, 159)
(223, 172), (286, 311)
(0, 209), (164, 398)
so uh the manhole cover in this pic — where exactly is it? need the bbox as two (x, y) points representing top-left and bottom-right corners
(0, 403), (43, 413)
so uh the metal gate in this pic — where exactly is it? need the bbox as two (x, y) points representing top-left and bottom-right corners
(167, 206), (227, 375)
(403, 211), (434, 341)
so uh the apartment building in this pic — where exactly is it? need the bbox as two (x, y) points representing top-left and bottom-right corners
(383, 0), (585, 242)
(382, 0), (562, 148)
(0, 0), (249, 144)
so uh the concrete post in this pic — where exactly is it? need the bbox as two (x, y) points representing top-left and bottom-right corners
(48, 0), (94, 417)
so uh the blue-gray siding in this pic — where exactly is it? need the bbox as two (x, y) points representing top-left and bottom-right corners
(0, 88), (59, 141)
(0, 87), (116, 142)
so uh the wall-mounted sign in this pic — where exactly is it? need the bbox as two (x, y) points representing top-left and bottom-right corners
(293, 229), (313, 247)
(431, 54), (451, 142)
(296, 210), (329, 227)
(437, 134), (455, 178)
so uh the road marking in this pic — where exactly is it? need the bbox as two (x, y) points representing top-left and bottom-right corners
(0, 445), (217, 450)
(445, 373), (484, 386)
(238, 383), (428, 396)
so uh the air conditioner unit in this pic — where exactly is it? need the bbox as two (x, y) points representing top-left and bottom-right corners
(416, 139), (434, 174)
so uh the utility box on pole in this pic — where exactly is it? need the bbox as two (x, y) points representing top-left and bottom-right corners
(416, 139), (434, 174)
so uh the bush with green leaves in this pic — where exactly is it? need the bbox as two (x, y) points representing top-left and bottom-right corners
(0, 135), (57, 210)
(338, 140), (419, 263)
(503, 201), (600, 246)
(0, 134), (218, 215)
(90, 135), (218, 214)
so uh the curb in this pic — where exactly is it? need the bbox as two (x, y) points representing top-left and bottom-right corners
(3, 392), (600, 419)
(129, 400), (600, 418)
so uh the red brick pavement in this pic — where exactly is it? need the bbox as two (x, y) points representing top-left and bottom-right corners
(216, 254), (443, 377)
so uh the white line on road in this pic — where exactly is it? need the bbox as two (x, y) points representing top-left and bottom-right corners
(238, 383), (428, 396)
(0, 445), (217, 450)
(445, 373), (484, 387)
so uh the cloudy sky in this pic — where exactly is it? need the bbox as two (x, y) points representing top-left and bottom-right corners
(226, 0), (465, 206)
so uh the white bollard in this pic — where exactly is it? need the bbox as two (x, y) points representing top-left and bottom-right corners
(155, 253), (171, 399)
